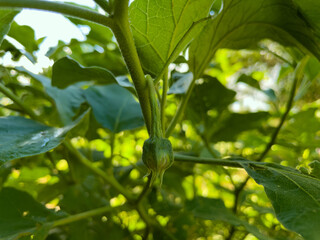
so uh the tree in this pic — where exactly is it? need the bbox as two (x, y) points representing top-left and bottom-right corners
(0, 0), (319, 239)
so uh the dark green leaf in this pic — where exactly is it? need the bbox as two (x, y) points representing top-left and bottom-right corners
(189, 0), (320, 78)
(0, 111), (88, 163)
(0, 187), (58, 240)
(237, 74), (261, 90)
(52, 56), (118, 88)
(292, 0), (320, 35)
(129, 0), (213, 75)
(0, 10), (18, 46)
(84, 84), (145, 133)
(187, 197), (271, 240)
(242, 162), (320, 240)
(209, 112), (269, 142)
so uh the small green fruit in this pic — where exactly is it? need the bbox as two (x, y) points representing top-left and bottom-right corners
(142, 137), (173, 186)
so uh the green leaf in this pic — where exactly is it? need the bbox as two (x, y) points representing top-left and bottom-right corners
(187, 75), (236, 125)
(0, 187), (58, 240)
(84, 84), (145, 133)
(187, 197), (271, 240)
(0, 10), (18, 46)
(8, 21), (39, 52)
(189, 0), (320, 78)
(242, 162), (320, 240)
(292, 0), (320, 35)
(209, 111), (270, 142)
(237, 74), (261, 90)
(52, 56), (118, 88)
(0, 111), (88, 163)
(129, 0), (213, 76)
(15, 67), (86, 125)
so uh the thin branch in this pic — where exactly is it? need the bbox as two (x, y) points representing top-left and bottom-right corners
(0, 0), (113, 28)
(53, 205), (117, 227)
(135, 175), (152, 204)
(165, 78), (196, 137)
(161, 71), (168, 133)
(256, 57), (308, 162)
(230, 56), (309, 219)
(136, 203), (178, 240)
(174, 153), (247, 168)
(0, 81), (41, 121)
(63, 140), (136, 201)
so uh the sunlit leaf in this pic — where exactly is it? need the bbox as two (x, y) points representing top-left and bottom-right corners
(129, 0), (213, 75)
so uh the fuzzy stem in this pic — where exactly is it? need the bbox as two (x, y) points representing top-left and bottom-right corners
(111, 0), (152, 133)
(146, 75), (163, 138)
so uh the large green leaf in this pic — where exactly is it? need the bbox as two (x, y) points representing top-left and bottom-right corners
(187, 197), (271, 240)
(292, 0), (320, 35)
(15, 67), (86, 125)
(0, 10), (18, 46)
(0, 187), (59, 240)
(129, 0), (213, 76)
(0, 111), (88, 163)
(52, 57), (118, 88)
(189, 0), (320, 78)
(242, 162), (320, 240)
(84, 84), (145, 133)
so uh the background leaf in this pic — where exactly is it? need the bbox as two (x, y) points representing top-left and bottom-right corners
(187, 197), (271, 240)
(84, 84), (145, 133)
(189, 0), (320, 78)
(0, 187), (59, 240)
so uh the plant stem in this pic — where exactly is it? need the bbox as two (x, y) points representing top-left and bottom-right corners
(136, 203), (177, 240)
(53, 205), (116, 227)
(161, 72), (168, 133)
(111, 0), (152, 133)
(63, 140), (136, 201)
(174, 154), (246, 168)
(136, 175), (152, 204)
(0, 82), (41, 121)
(0, 0), (113, 28)
(165, 78), (196, 137)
